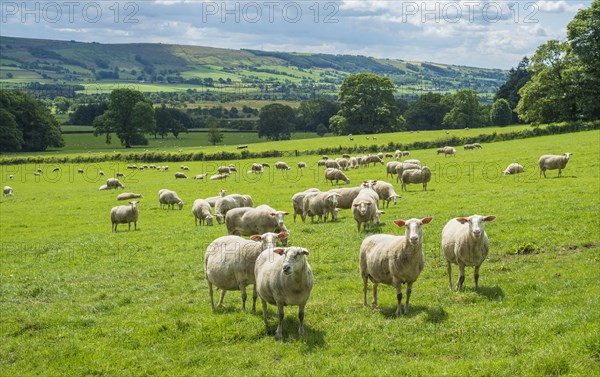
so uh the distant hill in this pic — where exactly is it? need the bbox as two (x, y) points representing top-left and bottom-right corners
(0, 36), (506, 101)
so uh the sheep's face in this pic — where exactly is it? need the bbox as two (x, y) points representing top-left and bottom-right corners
(215, 214), (224, 224)
(394, 217), (433, 245)
(564, 152), (572, 160)
(205, 215), (214, 226)
(456, 215), (496, 239)
(275, 247), (309, 275)
(353, 201), (371, 216)
(177, 201), (184, 210)
(327, 193), (339, 208)
(270, 211), (289, 228)
(374, 210), (385, 225)
(129, 201), (139, 210)
(251, 232), (289, 250)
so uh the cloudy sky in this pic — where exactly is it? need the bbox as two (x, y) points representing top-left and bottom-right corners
(1, 0), (592, 69)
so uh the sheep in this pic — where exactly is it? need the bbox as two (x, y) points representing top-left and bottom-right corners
(180, 165), (190, 171)
(377, 152), (384, 159)
(395, 162), (421, 183)
(261, 163), (270, 168)
(174, 172), (188, 179)
(210, 173), (229, 181)
(127, 165), (138, 170)
(402, 151), (410, 157)
(106, 178), (125, 189)
(348, 157), (359, 169)
(78, 169), (84, 174)
(9, 175), (14, 180)
(303, 191), (340, 222)
(291, 188), (320, 222)
(215, 195), (247, 224)
(275, 161), (291, 170)
(297, 162), (307, 169)
(327, 186), (362, 209)
(194, 173), (208, 180)
(436, 148), (446, 155)
(352, 188), (380, 232)
(158, 189), (184, 210)
(255, 246), (314, 338)
(116, 172), (125, 177)
(395, 150), (402, 159)
(98, 184), (109, 191)
(322, 155), (329, 160)
(117, 193), (143, 201)
(251, 163), (264, 174)
(539, 153), (572, 178)
(472, 143), (482, 149)
(443, 146), (457, 157)
(205, 231), (289, 313)
(317, 159), (327, 167)
(3, 186), (13, 197)
(403, 159), (422, 166)
(325, 168), (350, 185)
(110, 200), (140, 232)
(217, 166), (231, 175)
(99, 171), (105, 176)
(442, 215), (496, 290)
(325, 160), (341, 169)
(342, 153), (351, 159)
(192, 199), (214, 226)
(336, 158), (349, 170)
(225, 205), (290, 243)
(503, 163), (525, 175)
(237, 145), (248, 149)
(385, 153), (394, 158)
(366, 155), (385, 166)
(360, 217), (433, 316)
(464, 144), (475, 150)
(386, 161), (400, 179)
(228, 164), (237, 172)
(206, 189), (226, 207)
(401, 166), (432, 191)
(364, 180), (401, 208)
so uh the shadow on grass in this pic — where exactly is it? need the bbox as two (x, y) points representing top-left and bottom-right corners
(474, 285), (505, 301)
(378, 304), (449, 323)
(263, 313), (326, 349)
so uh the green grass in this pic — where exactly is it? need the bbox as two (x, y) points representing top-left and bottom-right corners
(1, 130), (599, 375)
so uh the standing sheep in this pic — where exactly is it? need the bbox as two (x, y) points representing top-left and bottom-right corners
(225, 205), (289, 242)
(365, 180), (401, 208)
(3, 186), (13, 197)
(325, 160), (341, 170)
(174, 172), (188, 179)
(538, 153), (572, 178)
(206, 189), (226, 207)
(192, 199), (214, 226)
(275, 161), (291, 170)
(352, 188), (380, 232)
(158, 189), (184, 210)
(395, 162), (421, 183)
(255, 246), (314, 338)
(110, 201), (140, 232)
(360, 217), (433, 316)
(217, 166), (231, 175)
(442, 215), (496, 290)
(401, 166), (432, 191)
(325, 168), (350, 185)
(328, 186), (362, 209)
(106, 178), (125, 189)
(303, 191), (340, 222)
(292, 188), (320, 222)
(386, 161), (400, 179)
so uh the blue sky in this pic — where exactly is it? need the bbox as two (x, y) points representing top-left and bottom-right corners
(0, 1), (592, 69)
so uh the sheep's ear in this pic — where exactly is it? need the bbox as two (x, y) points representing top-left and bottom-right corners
(421, 216), (433, 224)
(273, 248), (285, 255)
(365, 202), (372, 206)
(269, 213), (277, 217)
(393, 219), (406, 227)
(352, 203), (359, 207)
(484, 216), (496, 222)
(282, 212), (290, 215)
(250, 235), (262, 241)
(301, 248), (309, 255)
(277, 232), (289, 239)
(378, 210), (386, 214)
(456, 217), (469, 224)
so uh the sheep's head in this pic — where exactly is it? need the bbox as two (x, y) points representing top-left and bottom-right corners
(564, 152), (573, 160)
(456, 215), (496, 239)
(205, 215), (214, 226)
(353, 201), (372, 216)
(394, 217), (433, 245)
(269, 211), (289, 228)
(251, 231), (289, 250)
(177, 201), (184, 210)
(274, 247), (309, 275)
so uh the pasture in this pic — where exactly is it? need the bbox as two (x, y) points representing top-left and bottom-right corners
(1, 130), (599, 375)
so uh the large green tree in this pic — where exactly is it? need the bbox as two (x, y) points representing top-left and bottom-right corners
(0, 90), (64, 152)
(296, 98), (339, 132)
(257, 103), (295, 140)
(404, 93), (450, 130)
(442, 90), (485, 128)
(206, 117), (223, 145)
(494, 57), (531, 123)
(334, 73), (401, 134)
(154, 107), (186, 139)
(93, 89), (156, 148)
(490, 99), (513, 126)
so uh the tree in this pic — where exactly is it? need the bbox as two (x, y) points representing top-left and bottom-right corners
(296, 98), (339, 132)
(0, 90), (64, 152)
(53, 96), (70, 114)
(257, 103), (295, 140)
(442, 90), (485, 128)
(336, 73), (401, 134)
(404, 93), (450, 130)
(93, 89), (155, 148)
(490, 99), (513, 126)
(207, 117), (223, 145)
(69, 102), (107, 125)
(494, 57), (531, 123)
(154, 107), (186, 139)
(328, 114), (348, 135)
(315, 123), (328, 136)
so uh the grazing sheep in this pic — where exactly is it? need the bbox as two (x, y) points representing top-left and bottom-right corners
(377, 152), (384, 159)
(395, 150), (402, 160)
(3, 186), (13, 197)
(275, 161), (291, 170)
(262, 163), (270, 168)
(9, 175), (14, 180)
(110, 201), (140, 232)
(364, 180), (401, 208)
(442, 215), (496, 290)
(401, 166), (432, 191)
(174, 172), (188, 179)
(539, 153), (572, 178)
(403, 159), (422, 166)
(229, 164), (237, 172)
(325, 168), (350, 185)
(317, 159), (327, 167)
(116, 172), (125, 177)
(342, 154), (351, 159)
(297, 162), (307, 169)
(386, 161), (401, 179)
(325, 160), (341, 170)
(205, 232), (288, 313)
(158, 189), (184, 210)
(303, 191), (340, 222)
(180, 165), (190, 171)
(117, 193), (143, 201)
(352, 188), (380, 232)
(194, 173), (208, 180)
(385, 153), (394, 158)
(395, 162), (421, 183)
(78, 169), (84, 174)
(192, 199), (214, 226)
(217, 166), (231, 175)
(206, 189), (226, 207)
(360, 217), (433, 316)
(292, 188), (320, 222)
(210, 173), (229, 181)
(366, 155), (385, 166)
(225, 205), (289, 243)
(106, 178), (125, 189)
(255, 246), (314, 338)
(348, 157), (359, 169)
(215, 195), (248, 224)
(464, 144), (475, 150)
(472, 143), (482, 149)
(503, 163), (525, 175)
(251, 163), (264, 174)
(402, 151), (410, 157)
(442, 146), (456, 157)
(99, 171), (105, 176)
(328, 186), (362, 209)
(436, 148), (446, 155)
(322, 155), (329, 160)
(336, 158), (349, 170)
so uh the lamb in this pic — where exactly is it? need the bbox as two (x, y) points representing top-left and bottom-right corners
(3, 186), (13, 197)
(110, 200), (140, 232)
(386, 161), (400, 179)
(117, 193), (143, 201)
(303, 191), (340, 222)
(442, 215), (496, 290)
(395, 162), (421, 183)
(217, 166), (231, 174)
(194, 173), (208, 180)
(225, 205), (289, 242)
(365, 180), (401, 208)
(174, 172), (187, 179)
(106, 178), (125, 189)
(352, 188), (380, 232)
(291, 188), (320, 222)
(210, 173), (229, 181)
(255, 246), (314, 338)
(401, 166), (432, 191)
(205, 231), (288, 313)
(206, 189), (226, 207)
(360, 217), (433, 316)
(325, 168), (350, 185)
(327, 186), (362, 209)
(275, 161), (291, 170)
(539, 153), (572, 178)
(191, 199), (214, 226)
(503, 163), (525, 175)
(158, 189), (184, 210)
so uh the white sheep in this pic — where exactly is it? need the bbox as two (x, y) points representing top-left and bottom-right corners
(251, 163), (264, 174)
(159, 189), (184, 210)
(364, 180), (401, 208)
(325, 160), (341, 169)
(9, 175), (14, 180)
(348, 157), (359, 169)
(225, 205), (289, 243)
(325, 168), (350, 185)
(360, 217), (433, 316)
(192, 199), (214, 226)
(206, 189), (226, 207)
(194, 173), (208, 180)
(275, 161), (291, 170)
(217, 166), (230, 174)
(99, 171), (105, 176)
(297, 162), (307, 169)
(327, 186), (362, 209)
(205, 232), (289, 313)
(98, 184), (109, 191)
(401, 166), (432, 191)
(395, 162), (421, 183)
(255, 246), (314, 338)
(303, 191), (340, 222)
(503, 163), (525, 175)
(215, 194), (249, 224)
(366, 155), (385, 166)
(352, 188), (380, 232)
(336, 158), (349, 170)
(386, 161), (400, 179)
(210, 173), (229, 181)
(292, 188), (320, 222)
(317, 159), (327, 167)
(117, 193), (143, 201)
(443, 146), (456, 157)
(3, 186), (13, 197)
(174, 172), (187, 179)
(229, 164), (237, 172)
(110, 200), (140, 232)
(106, 178), (125, 189)
(442, 215), (496, 290)
(539, 153), (572, 178)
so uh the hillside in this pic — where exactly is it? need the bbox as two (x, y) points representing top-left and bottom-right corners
(0, 36), (506, 101)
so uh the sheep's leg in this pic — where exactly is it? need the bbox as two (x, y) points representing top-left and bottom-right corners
(395, 285), (403, 316)
(276, 304), (284, 339)
(362, 274), (369, 307)
(208, 282), (215, 312)
(298, 304), (305, 337)
(372, 282), (378, 308)
(558, 169), (562, 178)
(261, 299), (269, 332)
(251, 284), (257, 314)
(134, 221), (137, 230)
(447, 262), (453, 291)
(457, 264), (466, 291)
(474, 265), (481, 290)
(356, 220), (361, 233)
(404, 282), (413, 314)
(217, 289), (226, 307)
(240, 285), (247, 311)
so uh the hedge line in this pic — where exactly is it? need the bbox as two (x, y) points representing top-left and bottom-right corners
(1, 121), (598, 165)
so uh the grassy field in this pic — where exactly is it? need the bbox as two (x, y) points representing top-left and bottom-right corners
(1, 130), (599, 375)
